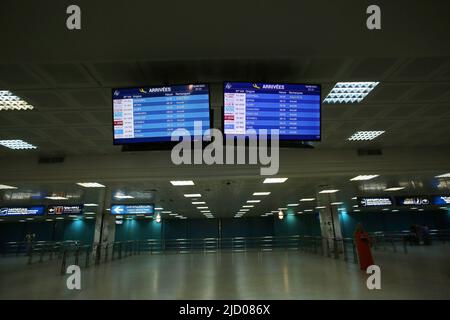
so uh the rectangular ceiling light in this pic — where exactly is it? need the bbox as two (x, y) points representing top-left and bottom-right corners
(287, 203), (299, 207)
(0, 91), (34, 111)
(263, 177), (288, 184)
(247, 200), (261, 203)
(192, 201), (205, 205)
(200, 210), (210, 213)
(240, 209), (250, 212)
(299, 198), (315, 202)
(76, 182), (105, 188)
(319, 189), (339, 194)
(435, 173), (450, 178)
(304, 209), (313, 212)
(170, 180), (194, 186)
(316, 206), (326, 209)
(45, 196), (68, 200)
(323, 82), (379, 104)
(114, 195), (134, 199)
(243, 205), (254, 208)
(0, 184), (17, 189)
(331, 202), (343, 205)
(253, 192), (271, 196)
(347, 131), (385, 141)
(83, 203), (98, 207)
(161, 210), (171, 213)
(0, 139), (37, 150)
(197, 206), (208, 209)
(350, 175), (379, 181)
(385, 187), (405, 191)
(184, 194), (201, 198)
(155, 207), (163, 210)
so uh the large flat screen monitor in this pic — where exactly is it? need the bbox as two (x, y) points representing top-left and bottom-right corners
(113, 84), (211, 144)
(223, 82), (321, 141)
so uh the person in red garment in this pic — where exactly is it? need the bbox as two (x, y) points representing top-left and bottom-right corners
(354, 223), (374, 271)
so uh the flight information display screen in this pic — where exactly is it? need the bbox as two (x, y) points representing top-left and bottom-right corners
(113, 84), (211, 144)
(223, 82), (321, 141)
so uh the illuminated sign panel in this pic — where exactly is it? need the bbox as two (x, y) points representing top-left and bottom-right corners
(47, 205), (84, 215)
(431, 196), (450, 205)
(0, 206), (45, 216)
(396, 196), (431, 206)
(110, 204), (154, 215)
(357, 197), (393, 207)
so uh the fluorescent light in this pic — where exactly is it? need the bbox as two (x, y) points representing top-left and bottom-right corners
(351, 197), (357, 200)
(169, 213), (177, 216)
(319, 189), (339, 194)
(247, 200), (261, 203)
(385, 187), (405, 191)
(316, 206), (326, 209)
(348, 131), (385, 141)
(0, 139), (37, 150)
(115, 215), (123, 219)
(300, 198), (315, 202)
(353, 209), (361, 212)
(242, 205), (254, 208)
(170, 180), (194, 186)
(19, 220), (25, 222)
(76, 182), (105, 188)
(56, 217), (64, 220)
(382, 208), (389, 211)
(84, 212), (96, 215)
(68, 215), (78, 218)
(45, 196), (68, 200)
(192, 201), (205, 205)
(353, 205), (358, 208)
(331, 202), (343, 205)
(277, 207), (287, 210)
(287, 204), (299, 207)
(114, 195), (134, 199)
(85, 217), (94, 220)
(184, 194), (201, 198)
(45, 219), (53, 222)
(155, 207), (163, 210)
(263, 177), (288, 184)
(240, 209), (250, 212)
(418, 209), (424, 212)
(0, 91), (34, 110)
(304, 209), (313, 212)
(392, 209), (399, 212)
(323, 82), (379, 104)
(83, 203), (98, 207)
(0, 184), (17, 189)
(350, 175), (379, 181)
(196, 207), (208, 209)
(201, 210), (211, 213)
(435, 173), (450, 178)
(253, 192), (271, 196)
(161, 211), (171, 213)
(26, 217), (34, 221)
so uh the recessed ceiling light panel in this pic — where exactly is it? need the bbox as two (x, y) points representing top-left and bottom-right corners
(0, 91), (34, 111)
(323, 82), (379, 104)
(348, 131), (385, 141)
(0, 139), (37, 150)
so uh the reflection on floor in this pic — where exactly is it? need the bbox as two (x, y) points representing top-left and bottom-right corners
(0, 244), (449, 299)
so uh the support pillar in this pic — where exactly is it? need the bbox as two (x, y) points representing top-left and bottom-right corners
(316, 190), (344, 258)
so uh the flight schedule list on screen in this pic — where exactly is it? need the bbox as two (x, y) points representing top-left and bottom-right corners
(113, 84), (210, 144)
(223, 82), (321, 140)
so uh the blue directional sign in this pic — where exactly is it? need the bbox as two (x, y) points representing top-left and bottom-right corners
(0, 206), (45, 216)
(110, 204), (154, 215)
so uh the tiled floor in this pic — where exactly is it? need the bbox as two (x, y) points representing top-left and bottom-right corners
(1, 244), (449, 299)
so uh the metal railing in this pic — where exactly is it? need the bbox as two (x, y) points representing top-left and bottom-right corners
(2, 229), (449, 275)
